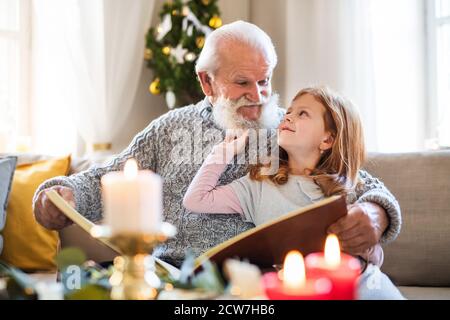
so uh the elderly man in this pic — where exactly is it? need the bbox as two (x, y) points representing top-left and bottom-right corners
(33, 21), (403, 299)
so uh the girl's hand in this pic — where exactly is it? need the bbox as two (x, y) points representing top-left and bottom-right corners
(210, 129), (249, 164)
(223, 129), (250, 156)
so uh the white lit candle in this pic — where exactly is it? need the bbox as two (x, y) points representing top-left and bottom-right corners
(282, 250), (306, 293)
(101, 159), (163, 234)
(324, 234), (341, 269)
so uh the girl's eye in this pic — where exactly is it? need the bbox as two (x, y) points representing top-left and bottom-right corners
(299, 111), (308, 117)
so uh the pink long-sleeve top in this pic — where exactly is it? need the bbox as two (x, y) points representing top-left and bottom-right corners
(183, 145), (243, 215)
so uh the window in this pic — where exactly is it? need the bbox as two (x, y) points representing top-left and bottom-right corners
(427, 0), (450, 148)
(0, 0), (31, 152)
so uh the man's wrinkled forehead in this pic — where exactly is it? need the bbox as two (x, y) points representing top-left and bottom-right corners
(215, 40), (273, 76)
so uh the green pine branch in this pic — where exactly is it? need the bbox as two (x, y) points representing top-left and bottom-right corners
(145, 0), (221, 108)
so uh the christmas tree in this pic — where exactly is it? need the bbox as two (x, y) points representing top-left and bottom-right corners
(145, 0), (222, 109)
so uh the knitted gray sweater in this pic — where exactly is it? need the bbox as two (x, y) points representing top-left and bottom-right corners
(34, 99), (401, 267)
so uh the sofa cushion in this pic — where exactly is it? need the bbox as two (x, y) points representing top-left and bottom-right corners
(398, 286), (450, 300)
(0, 156), (17, 254)
(0, 153), (95, 175)
(70, 156), (95, 175)
(365, 151), (450, 287)
(0, 155), (71, 271)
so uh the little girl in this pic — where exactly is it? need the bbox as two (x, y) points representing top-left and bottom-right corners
(183, 86), (382, 266)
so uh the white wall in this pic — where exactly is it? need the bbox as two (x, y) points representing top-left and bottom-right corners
(249, 0), (288, 107)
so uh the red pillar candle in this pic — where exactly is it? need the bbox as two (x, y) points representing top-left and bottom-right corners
(305, 234), (361, 300)
(262, 251), (332, 300)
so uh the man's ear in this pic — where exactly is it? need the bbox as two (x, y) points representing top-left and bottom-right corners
(197, 72), (214, 97)
(320, 133), (335, 151)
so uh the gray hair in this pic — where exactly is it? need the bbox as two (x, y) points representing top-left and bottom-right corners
(195, 20), (278, 75)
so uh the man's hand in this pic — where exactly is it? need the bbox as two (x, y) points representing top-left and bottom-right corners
(327, 202), (389, 256)
(34, 186), (75, 230)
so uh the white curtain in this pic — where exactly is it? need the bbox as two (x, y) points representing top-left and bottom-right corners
(32, 0), (155, 157)
(285, 0), (377, 150)
(370, 0), (426, 152)
(284, 0), (426, 152)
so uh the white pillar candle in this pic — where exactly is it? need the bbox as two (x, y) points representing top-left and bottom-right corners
(101, 159), (163, 234)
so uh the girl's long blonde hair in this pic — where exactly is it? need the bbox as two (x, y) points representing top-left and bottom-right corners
(250, 86), (366, 197)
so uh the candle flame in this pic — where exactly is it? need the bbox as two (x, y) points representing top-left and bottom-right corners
(325, 234), (341, 269)
(124, 159), (138, 179)
(282, 250), (305, 291)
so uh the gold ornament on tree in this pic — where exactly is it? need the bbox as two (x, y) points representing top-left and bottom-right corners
(144, 48), (153, 61)
(201, 0), (211, 5)
(196, 36), (205, 49)
(162, 46), (171, 56)
(209, 15), (222, 29)
(149, 78), (161, 95)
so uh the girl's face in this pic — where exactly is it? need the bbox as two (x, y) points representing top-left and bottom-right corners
(278, 93), (332, 156)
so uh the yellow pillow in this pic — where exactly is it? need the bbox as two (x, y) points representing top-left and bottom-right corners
(0, 155), (71, 271)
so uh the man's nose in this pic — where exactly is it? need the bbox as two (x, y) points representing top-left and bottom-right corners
(245, 83), (264, 103)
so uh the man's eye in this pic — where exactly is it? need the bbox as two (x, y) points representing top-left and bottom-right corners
(237, 81), (248, 86)
(259, 78), (269, 86)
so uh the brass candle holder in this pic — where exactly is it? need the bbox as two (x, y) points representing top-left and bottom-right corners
(91, 222), (176, 300)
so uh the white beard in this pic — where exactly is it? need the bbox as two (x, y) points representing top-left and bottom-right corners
(211, 93), (281, 130)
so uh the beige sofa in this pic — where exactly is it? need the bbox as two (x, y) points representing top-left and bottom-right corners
(364, 151), (450, 299)
(13, 151), (450, 299)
